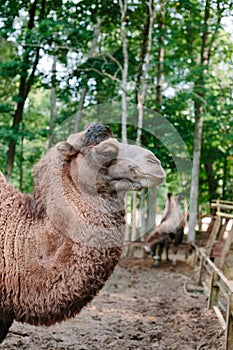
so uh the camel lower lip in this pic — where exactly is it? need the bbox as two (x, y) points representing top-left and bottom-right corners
(111, 176), (164, 189)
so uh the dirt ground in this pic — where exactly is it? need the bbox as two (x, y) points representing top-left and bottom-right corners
(0, 256), (225, 350)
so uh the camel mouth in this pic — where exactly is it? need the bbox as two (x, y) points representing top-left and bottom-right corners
(134, 171), (166, 188)
(136, 170), (166, 180)
(109, 177), (143, 191)
(108, 165), (166, 189)
(109, 173), (163, 192)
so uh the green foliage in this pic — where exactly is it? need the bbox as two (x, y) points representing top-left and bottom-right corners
(0, 0), (232, 207)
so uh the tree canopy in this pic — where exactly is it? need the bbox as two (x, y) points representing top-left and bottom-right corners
(0, 0), (232, 217)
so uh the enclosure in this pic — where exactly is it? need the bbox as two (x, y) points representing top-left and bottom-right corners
(0, 0), (233, 349)
(0, 257), (225, 350)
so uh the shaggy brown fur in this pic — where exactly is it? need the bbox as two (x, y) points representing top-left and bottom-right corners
(0, 123), (165, 342)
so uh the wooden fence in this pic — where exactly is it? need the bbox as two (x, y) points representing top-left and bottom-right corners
(125, 198), (233, 350)
(200, 200), (233, 269)
(192, 200), (233, 350)
(193, 245), (233, 350)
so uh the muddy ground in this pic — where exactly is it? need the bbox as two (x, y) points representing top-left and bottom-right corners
(0, 257), (224, 350)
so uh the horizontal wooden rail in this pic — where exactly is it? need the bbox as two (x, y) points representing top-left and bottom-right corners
(211, 203), (233, 210)
(192, 244), (233, 350)
(211, 200), (233, 206)
(210, 200), (233, 218)
(216, 212), (233, 219)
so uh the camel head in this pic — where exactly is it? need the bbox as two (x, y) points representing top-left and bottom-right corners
(57, 123), (166, 196)
(33, 123), (165, 246)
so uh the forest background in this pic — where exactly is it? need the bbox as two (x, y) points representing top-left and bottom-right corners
(0, 0), (232, 241)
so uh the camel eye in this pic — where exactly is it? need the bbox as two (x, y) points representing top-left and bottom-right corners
(147, 157), (156, 163)
(147, 157), (160, 165)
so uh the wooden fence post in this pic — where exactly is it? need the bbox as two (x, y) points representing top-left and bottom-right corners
(226, 292), (233, 350)
(208, 271), (219, 309)
(219, 226), (233, 270)
(205, 215), (221, 255)
(197, 255), (204, 286)
(192, 247), (197, 268)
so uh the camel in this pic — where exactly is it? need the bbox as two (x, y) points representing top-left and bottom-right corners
(144, 193), (184, 266)
(0, 123), (165, 342)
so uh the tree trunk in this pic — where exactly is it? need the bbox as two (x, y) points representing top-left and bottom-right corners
(48, 56), (57, 148)
(222, 154), (228, 199)
(136, 0), (153, 145)
(132, 0), (154, 243)
(156, 0), (165, 110)
(188, 0), (210, 242)
(146, 186), (157, 233)
(5, 0), (46, 181)
(74, 17), (101, 133)
(74, 85), (87, 133)
(204, 162), (218, 200)
(188, 103), (204, 241)
(119, 0), (130, 255)
(140, 189), (146, 238)
(135, 2), (150, 105)
(142, 0), (163, 233)
(119, 0), (128, 144)
(6, 103), (24, 181)
(19, 130), (24, 192)
(131, 192), (137, 242)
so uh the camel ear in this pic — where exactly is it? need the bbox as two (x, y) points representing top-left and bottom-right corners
(56, 142), (79, 159)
